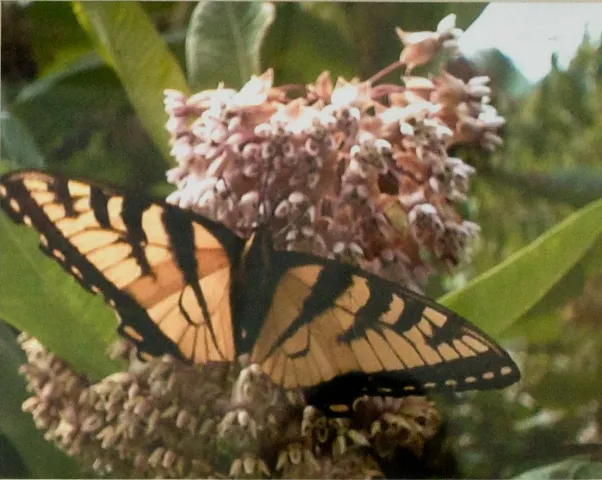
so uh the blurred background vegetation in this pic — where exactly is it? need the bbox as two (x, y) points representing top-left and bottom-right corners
(1, 1), (601, 478)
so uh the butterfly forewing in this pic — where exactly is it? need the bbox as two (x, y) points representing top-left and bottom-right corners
(0, 171), (244, 363)
(250, 252), (521, 414)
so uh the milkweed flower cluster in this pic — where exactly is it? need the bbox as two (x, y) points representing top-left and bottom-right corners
(164, 13), (504, 292)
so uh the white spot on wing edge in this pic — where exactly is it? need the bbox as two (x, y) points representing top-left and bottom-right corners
(9, 198), (21, 213)
(71, 265), (83, 279)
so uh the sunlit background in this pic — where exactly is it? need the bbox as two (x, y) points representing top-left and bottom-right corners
(461, 3), (602, 83)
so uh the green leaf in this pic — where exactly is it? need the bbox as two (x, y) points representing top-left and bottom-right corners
(300, 3), (356, 43)
(0, 213), (125, 380)
(0, 321), (82, 478)
(0, 433), (28, 478)
(507, 234), (602, 343)
(502, 312), (563, 345)
(583, 236), (602, 277)
(0, 110), (44, 168)
(439, 198), (602, 336)
(186, 1), (275, 90)
(15, 52), (104, 105)
(262, 3), (356, 85)
(73, 1), (190, 163)
(27, 2), (93, 76)
(512, 458), (602, 480)
(518, 260), (586, 321)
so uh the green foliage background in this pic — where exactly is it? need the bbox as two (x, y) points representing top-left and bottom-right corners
(0, 2), (601, 478)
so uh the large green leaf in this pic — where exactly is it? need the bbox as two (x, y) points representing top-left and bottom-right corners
(500, 311), (563, 345)
(439, 198), (602, 336)
(73, 1), (190, 163)
(27, 2), (94, 76)
(262, 3), (356, 85)
(186, 1), (275, 90)
(0, 213), (125, 380)
(0, 321), (82, 478)
(503, 234), (602, 344)
(583, 236), (602, 277)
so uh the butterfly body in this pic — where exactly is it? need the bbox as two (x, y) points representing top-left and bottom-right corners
(231, 228), (281, 354)
(0, 170), (520, 415)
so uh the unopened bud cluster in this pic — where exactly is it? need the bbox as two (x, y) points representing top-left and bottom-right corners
(164, 14), (504, 291)
(19, 335), (449, 478)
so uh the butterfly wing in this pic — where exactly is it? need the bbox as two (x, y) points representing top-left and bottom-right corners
(0, 170), (245, 364)
(249, 251), (521, 414)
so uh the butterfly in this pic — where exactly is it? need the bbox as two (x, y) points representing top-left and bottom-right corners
(0, 170), (520, 414)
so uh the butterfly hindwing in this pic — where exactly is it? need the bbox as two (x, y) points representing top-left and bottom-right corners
(0, 170), (245, 364)
(250, 251), (520, 414)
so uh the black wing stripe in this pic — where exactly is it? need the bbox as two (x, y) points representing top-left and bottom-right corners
(161, 208), (196, 281)
(161, 207), (225, 359)
(121, 194), (150, 244)
(263, 264), (353, 359)
(52, 177), (76, 217)
(90, 186), (111, 228)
